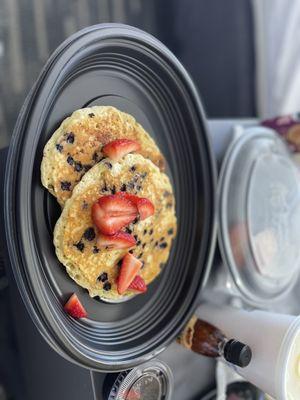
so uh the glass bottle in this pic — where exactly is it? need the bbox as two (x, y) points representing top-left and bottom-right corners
(177, 316), (252, 368)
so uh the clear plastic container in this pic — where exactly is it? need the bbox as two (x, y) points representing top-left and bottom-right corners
(208, 126), (300, 308)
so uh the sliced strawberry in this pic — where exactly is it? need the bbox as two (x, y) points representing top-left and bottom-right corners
(92, 195), (138, 235)
(102, 139), (141, 161)
(100, 214), (135, 235)
(64, 293), (87, 319)
(116, 192), (155, 221)
(92, 205), (136, 235)
(97, 231), (136, 249)
(91, 202), (105, 224)
(135, 198), (155, 220)
(98, 195), (137, 216)
(117, 253), (143, 295)
(115, 275), (147, 293)
(129, 275), (147, 293)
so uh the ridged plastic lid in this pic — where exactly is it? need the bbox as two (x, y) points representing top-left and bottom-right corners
(219, 127), (300, 306)
(105, 360), (173, 400)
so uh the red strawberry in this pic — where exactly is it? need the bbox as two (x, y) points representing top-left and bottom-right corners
(64, 293), (87, 318)
(117, 253), (143, 295)
(135, 197), (155, 220)
(116, 192), (155, 220)
(102, 139), (141, 161)
(92, 195), (137, 235)
(129, 275), (147, 293)
(98, 195), (137, 216)
(93, 206), (136, 235)
(97, 231), (136, 249)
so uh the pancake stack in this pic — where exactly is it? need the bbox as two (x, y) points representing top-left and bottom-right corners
(41, 106), (164, 206)
(41, 106), (177, 301)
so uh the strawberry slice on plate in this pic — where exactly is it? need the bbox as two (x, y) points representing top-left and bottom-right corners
(116, 192), (155, 220)
(129, 275), (147, 293)
(102, 139), (141, 161)
(117, 253), (143, 295)
(64, 293), (87, 318)
(92, 195), (138, 235)
(97, 231), (136, 249)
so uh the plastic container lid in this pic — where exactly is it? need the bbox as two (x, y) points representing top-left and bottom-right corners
(218, 127), (300, 306)
(104, 360), (173, 400)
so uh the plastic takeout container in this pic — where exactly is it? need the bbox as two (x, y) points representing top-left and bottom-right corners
(198, 303), (300, 399)
(207, 126), (300, 308)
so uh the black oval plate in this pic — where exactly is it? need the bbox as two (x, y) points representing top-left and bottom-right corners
(5, 24), (217, 371)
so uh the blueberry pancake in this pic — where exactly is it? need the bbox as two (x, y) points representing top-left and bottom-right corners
(41, 106), (165, 206)
(54, 154), (177, 301)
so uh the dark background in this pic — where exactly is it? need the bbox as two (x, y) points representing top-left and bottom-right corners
(0, 1), (255, 398)
(0, 0), (255, 148)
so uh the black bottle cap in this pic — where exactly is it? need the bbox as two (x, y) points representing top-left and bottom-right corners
(223, 339), (252, 368)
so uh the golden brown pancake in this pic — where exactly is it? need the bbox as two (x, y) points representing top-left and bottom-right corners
(41, 106), (164, 206)
(54, 154), (177, 301)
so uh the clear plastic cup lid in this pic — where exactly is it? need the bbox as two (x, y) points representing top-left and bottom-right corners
(218, 127), (300, 305)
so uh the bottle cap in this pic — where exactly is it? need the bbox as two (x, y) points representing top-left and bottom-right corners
(223, 339), (252, 368)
